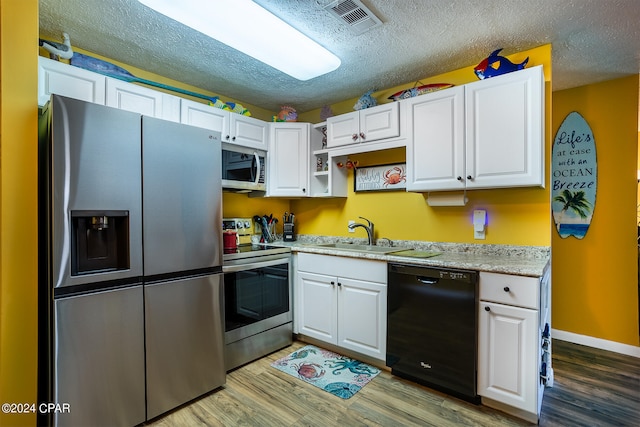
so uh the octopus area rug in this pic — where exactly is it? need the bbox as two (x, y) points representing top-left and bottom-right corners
(270, 345), (380, 399)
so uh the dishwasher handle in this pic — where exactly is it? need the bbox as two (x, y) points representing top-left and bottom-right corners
(416, 276), (439, 285)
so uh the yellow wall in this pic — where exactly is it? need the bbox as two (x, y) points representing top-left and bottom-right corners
(293, 45), (552, 246)
(0, 1), (39, 426)
(222, 192), (290, 223)
(552, 76), (639, 346)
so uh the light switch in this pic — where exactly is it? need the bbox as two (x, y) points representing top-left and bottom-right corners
(473, 210), (486, 239)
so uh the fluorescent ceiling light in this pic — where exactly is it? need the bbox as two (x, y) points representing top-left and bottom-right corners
(137, 0), (341, 80)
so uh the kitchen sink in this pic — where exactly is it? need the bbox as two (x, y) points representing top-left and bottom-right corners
(314, 243), (410, 254)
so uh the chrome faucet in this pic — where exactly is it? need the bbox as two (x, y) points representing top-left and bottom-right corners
(349, 217), (375, 245)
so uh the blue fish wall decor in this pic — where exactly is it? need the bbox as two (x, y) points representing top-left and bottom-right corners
(474, 48), (529, 80)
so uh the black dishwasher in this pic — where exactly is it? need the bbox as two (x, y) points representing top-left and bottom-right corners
(387, 263), (479, 403)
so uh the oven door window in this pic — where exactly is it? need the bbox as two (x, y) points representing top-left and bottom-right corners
(225, 263), (288, 331)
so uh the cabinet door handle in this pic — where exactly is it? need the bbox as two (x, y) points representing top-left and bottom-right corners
(337, 282), (342, 287)
(352, 134), (358, 141)
(484, 306), (491, 312)
(467, 175), (473, 180)
(503, 286), (510, 292)
(225, 135), (230, 140)
(457, 176), (463, 181)
(359, 132), (365, 140)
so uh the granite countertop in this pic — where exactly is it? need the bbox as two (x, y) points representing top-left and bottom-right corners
(272, 235), (550, 278)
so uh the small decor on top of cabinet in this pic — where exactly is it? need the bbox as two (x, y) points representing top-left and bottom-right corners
(320, 105), (334, 121)
(353, 90), (377, 110)
(70, 52), (226, 106)
(474, 48), (529, 80)
(39, 32), (74, 60)
(208, 97), (251, 116)
(387, 82), (454, 101)
(273, 105), (297, 122)
(224, 102), (251, 116)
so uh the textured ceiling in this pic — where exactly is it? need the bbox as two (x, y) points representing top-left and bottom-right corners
(39, 0), (640, 113)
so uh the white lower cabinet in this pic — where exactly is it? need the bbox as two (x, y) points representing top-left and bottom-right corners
(477, 271), (550, 423)
(478, 301), (538, 413)
(296, 253), (387, 361)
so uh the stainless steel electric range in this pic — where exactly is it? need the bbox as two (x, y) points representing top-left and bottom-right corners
(222, 245), (292, 371)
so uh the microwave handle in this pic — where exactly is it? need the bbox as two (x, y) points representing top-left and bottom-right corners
(253, 152), (261, 186)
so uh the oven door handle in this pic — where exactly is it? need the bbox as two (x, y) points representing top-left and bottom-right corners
(222, 257), (288, 273)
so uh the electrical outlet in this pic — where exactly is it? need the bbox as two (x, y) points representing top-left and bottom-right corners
(348, 220), (355, 232)
(473, 210), (486, 239)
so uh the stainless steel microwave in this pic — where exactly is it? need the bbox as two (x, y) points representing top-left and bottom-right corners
(221, 143), (266, 192)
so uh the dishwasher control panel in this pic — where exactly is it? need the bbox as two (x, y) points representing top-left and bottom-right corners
(389, 263), (476, 283)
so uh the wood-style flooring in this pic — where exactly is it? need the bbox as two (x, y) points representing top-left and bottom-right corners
(145, 339), (640, 426)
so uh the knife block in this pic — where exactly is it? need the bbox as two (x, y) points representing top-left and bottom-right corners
(283, 223), (296, 241)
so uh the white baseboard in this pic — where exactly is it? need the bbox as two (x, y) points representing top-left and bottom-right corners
(552, 329), (640, 358)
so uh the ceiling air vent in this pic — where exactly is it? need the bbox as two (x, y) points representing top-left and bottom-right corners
(324, 0), (382, 35)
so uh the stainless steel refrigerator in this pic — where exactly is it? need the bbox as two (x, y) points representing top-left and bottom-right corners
(39, 94), (225, 426)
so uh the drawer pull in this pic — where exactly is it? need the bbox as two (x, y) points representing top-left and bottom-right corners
(484, 306), (490, 312)
(503, 286), (510, 292)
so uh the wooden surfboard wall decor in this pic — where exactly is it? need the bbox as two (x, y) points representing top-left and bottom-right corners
(551, 112), (597, 239)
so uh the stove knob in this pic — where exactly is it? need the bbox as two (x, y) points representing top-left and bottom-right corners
(244, 221), (251, 228)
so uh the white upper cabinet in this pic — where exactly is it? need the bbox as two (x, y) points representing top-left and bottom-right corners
(180, 99), (268, 150)
(38, 56), (106, 106)
(39, 57), (179, 122)
(326, 102), (400, 148)
(180, 98), (228, 134)
(230, 114), (269, 150)
(268, 122), (309, 197)
(405, 86), (466, 191)
(106, 78), (181, 122)
(465, 65), (544, 189)
(406, 66), (545, 192)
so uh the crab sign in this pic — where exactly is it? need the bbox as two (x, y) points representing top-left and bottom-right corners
(383, 166), (406, 187)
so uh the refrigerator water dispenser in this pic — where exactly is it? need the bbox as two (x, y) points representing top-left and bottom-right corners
(71, 210), (130, 275)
